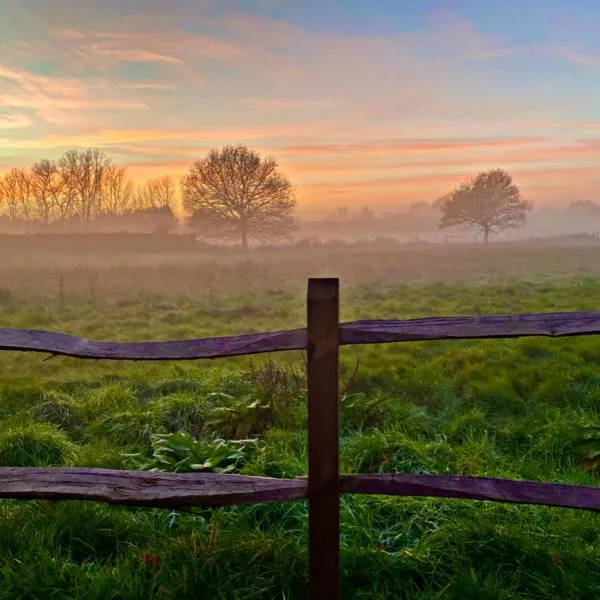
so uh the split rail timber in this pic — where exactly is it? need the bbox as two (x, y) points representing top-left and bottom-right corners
(2, 278), (600, 599)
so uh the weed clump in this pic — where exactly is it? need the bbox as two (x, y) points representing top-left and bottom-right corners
(153, 393), (206, 437)
(74, 440), (127, 469)
(446, 408), (488, 442)
(32, 392), (83, 433)
(81, 383), (140, 418)
(90, 411), (155, 446)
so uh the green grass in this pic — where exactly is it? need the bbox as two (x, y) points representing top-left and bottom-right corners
(2, 246), (600, 598)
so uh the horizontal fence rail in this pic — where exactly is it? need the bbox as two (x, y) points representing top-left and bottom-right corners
(1, 470), (600, 512)
(341, 474), (600, 512)
(2, 311), (600, 360)
(0, 468), (308, 508)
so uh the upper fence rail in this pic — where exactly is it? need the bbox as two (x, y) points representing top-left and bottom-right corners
(1, 311), (600, 360)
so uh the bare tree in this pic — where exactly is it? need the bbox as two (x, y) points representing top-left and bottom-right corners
(31, 159), (62, 226)
(103, 165), (134, 215)
(135, 175), (176, 212)
(54, 159), (79, 226)
(58, 149), (111, 226)
(182, 144), (296, 248)
(437, 169), (532, 243)
(0, 168), (35, 228)
(0, 170), (22, 222)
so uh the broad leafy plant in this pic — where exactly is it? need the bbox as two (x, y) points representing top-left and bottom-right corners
(124, 431), (259, 473)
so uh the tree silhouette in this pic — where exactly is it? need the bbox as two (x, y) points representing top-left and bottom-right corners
(181, 144), (297, 248)
(58, 149), (111, 226)
(437, 169), (532, 243)
(135, 175), (176, 212)
(103, 165), (134, 216)
(31, 159), (62, 225)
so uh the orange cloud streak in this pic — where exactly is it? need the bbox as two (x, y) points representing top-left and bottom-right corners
(280, 136), (550, 157)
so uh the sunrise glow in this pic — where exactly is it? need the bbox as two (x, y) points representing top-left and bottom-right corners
(1, 1), (600, 214)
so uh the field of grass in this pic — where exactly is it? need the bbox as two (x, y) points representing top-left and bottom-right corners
(1, 244), (600, 599)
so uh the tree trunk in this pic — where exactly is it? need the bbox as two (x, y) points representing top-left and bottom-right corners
(483, 226), (490, 244)
(241, 227), (248, 249)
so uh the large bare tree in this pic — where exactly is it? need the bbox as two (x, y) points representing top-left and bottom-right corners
(437, 169), (532, 243)
(182, 144), (297, 248)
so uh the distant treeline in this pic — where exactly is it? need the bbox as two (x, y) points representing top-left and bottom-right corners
(0, 149), (178, 234)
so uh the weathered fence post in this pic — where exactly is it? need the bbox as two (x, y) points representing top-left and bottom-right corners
(307, 278), (340, 600)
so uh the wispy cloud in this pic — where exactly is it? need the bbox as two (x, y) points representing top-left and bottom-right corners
(280, 136), (550, 158)
(0, 65), (147, 125)
(0, 111), (34, 130)
(0, 119), (339, 150)
(284, 140), (600, 189)
(51, 22), (246, 74)
(238, 97), (341, 111)
(534, 46), (600, 68)
(86, 48), (186, 66)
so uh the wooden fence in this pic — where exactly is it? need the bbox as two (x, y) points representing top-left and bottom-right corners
(2, 277), (600, 599)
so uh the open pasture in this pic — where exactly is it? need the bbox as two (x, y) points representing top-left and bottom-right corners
(1, 242), (600, 599)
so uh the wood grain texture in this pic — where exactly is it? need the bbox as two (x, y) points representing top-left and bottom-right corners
(1, 312), (599, 361)
(340, 312), (600, 344)
(2, 469), (600, 512)
(0, 327), (306, 360)
(340, 474), (600, 511)
(0, 468), (308, 508)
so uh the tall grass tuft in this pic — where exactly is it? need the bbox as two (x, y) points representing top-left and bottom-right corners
(0, 423), (79, 467)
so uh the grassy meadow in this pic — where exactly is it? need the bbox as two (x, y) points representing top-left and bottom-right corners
(1, 241), (600, 599)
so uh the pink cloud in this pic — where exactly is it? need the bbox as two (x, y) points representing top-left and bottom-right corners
(85, 48), (185, 65)
(0, 112), (33, 130)
(294, 163), (600, 208)
(51, 25), (246, 69)
(513, 164), (600, 182)
(238, 97), (341, 111)
(117, 82), (176, 90)
(284, 138), (600, 176)
(1, 118), (337, 150)
(52, 28), (86, 41)
(280, 136), (550, 158)
(0, 65), (147, 125)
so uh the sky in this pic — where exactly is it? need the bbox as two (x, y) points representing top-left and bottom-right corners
(1, 0), (600, 215)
